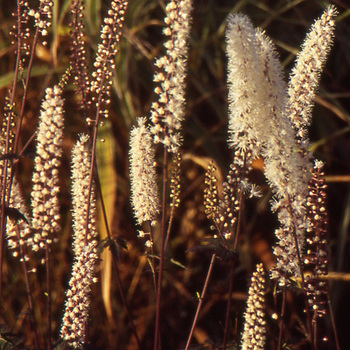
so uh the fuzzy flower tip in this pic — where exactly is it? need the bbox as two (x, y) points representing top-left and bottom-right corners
(241, 263), (266, 350)
(226, 14), (266, 157)
(149, 0), (193, 153)
(31, 85), (64, 251)
(71, 134), (98, 256)
(288, 5), (337, 145)
(129, 117), (160, 225)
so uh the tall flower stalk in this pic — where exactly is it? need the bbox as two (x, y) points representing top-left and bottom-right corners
(138, 1), (193, 349)
(60, 135), (98, 349)
(271, 6), (337, 286)
(85, 0), (128, 247)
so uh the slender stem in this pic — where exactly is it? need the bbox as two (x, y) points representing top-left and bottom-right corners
(222, 260), (235, 350)
(0, 0), (23, 300)
(147, 222), (158, 296)
(83, 1), (123, 245)
(289, 213), (315, 349)
(18, 234), (39, 350)
(45, 243), (52, 350)
(223, 169), (245, 350)
(163, 202), (175, 254)
(111, 255), (142, 350)
(328, 296), (340, 350)
(282, 191), (315, 349)
(154, 148), (169, 350)
(17, 131), (37, 159)
(0, 179), (8, 301)
(313, 316), (318, 350)
(13, 23), (41, 155)
(1, 0), (43, 300)
(184, 254), (216, 350)
(95, 168), (141, 349)
(277, 290), (286, 350)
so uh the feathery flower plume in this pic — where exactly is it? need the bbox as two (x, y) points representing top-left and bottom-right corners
(89, 0), (128, 123)
(256, 27), (310, 200)
(226, 14), (266, 158)
(70, 134), (98, 256)
(31, 85), (64, 251)
(226, 14), (312, 286)
(129, 117), (160, 225)
(150, 0), (193, 152)
(269, 8), (336, 285)
(241, 263), (266, 350)
(254, 26), (312, 286)
(60, 135), (99, 348)
(288, 5), (337, 149)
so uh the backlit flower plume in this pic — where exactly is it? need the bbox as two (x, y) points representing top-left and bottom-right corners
(129, 117), (160, 225)
(60, 135), (99, 348)
(271, 7), (336, 285)
(150, 0), (193, 152)
(225, 11), (335, 286)
(70, 134), (98, 256)
(60, 244), (98, 348)
(226, 14), (270, 158)
(31, 85), (64, 251)
(288, 5), (337, 149)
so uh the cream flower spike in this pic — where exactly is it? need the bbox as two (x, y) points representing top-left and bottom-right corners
(226, 14), (263, 158)
(288, 5), (337, 148)
(149, 0), (193, 153)
(60, 243), (98, 348)
(241, 264), (266, 350)
(31, 85), (64, 251)
(71, 134), (98, 256)
(129, 117), (160, 225)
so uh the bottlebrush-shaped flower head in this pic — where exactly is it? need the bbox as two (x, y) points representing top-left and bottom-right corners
(149, 0), (193, 153)
(71, 134), (98, 256)
(129, 117), (160, 225)
(288, 5), (337, 149)
(60, 243), (98, 348)
(89, 0), (128, 123)
(31, 85), (64, 251)
(241, 263), (266, 350)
